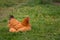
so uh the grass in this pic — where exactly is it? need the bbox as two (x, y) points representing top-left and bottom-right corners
(0, 0), (28, 7)
(0, 3), (60, 40)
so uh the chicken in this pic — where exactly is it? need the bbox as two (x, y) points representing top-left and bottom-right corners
(8, 15), (31, 32)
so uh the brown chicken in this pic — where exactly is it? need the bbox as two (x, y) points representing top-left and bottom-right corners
(8, 15), (31, 32)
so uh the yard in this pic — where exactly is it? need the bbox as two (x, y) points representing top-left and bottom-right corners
(0, 0), (60, 40)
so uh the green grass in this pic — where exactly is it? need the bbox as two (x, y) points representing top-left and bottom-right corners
(0, 0), (28, 7)
(0, 4), (60, 40)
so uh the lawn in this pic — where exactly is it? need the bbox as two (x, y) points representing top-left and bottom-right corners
(0, 3), (60, 40)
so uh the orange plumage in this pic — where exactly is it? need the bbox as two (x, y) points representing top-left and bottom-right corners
(8, 15), (31, 32)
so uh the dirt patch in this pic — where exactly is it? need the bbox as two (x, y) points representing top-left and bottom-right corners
(0, 7), (15, 21)
(53, 2), (60, 5)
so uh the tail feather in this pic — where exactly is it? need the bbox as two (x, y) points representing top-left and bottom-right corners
(21, 17), (30, 26)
